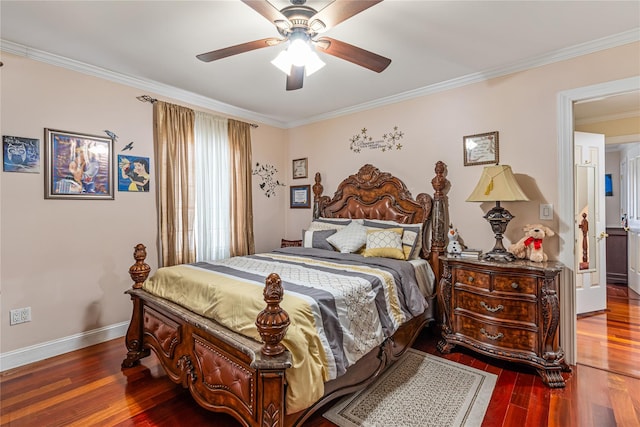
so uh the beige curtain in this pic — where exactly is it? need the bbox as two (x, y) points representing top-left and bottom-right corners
(153, 101), (196, 266)
(228, 119), (255, 256)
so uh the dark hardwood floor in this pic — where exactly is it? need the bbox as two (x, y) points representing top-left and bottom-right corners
(2, 284), (639, 427)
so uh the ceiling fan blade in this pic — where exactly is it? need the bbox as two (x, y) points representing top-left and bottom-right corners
(286, 66), (304, 91)
(310, 0), (382, 32)
(315, 37), (391, 73)
(241, 0), (289, 27)
(196, 38), (283, 62)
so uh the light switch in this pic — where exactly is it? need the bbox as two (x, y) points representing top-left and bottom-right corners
(539, 204), (553, 220)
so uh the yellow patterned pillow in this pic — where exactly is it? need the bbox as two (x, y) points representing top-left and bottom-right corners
(362, 228), (405, 260)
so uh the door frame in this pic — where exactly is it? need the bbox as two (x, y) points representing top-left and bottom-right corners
(557, 76), (640, 365)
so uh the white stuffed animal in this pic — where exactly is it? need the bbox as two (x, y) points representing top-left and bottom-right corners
(447, 226), (463, 254)
(508, 223), (555, 262)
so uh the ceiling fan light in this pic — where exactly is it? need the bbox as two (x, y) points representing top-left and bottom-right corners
(305, 51), (325, 76)
(288, 38), (311, 66)
(271, 50), (293, 75)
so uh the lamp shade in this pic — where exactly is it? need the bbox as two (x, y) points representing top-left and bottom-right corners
(466, 165), (529, 202)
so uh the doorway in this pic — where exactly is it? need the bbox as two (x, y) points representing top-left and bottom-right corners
(557, 76), (640, 365)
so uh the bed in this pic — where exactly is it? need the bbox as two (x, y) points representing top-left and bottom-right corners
(122, 162), (449, 427)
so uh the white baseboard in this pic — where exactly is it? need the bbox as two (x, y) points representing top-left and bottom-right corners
(0, 321), (128, 372)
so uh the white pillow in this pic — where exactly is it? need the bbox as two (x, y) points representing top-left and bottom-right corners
(326, 221), (368, 253)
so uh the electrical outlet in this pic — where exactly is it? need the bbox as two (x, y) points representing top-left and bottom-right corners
(10, 307), (31, 325)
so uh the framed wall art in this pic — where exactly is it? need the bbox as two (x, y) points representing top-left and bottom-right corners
(463, 131), (499, 166)
(3, 135), (40, 173)
(292, 157), (308, 179)
(44, 128), (114, 199)
(290, 184), (310, 208)
(118, 155), (150, 192)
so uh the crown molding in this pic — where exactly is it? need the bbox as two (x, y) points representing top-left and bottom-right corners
(3, 28), (639, 129)
(0, 40), (288, 128)
(290, 29), (640, 127)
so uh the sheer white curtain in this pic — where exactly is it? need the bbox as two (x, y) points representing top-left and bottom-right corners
(194, 111), (230, 261)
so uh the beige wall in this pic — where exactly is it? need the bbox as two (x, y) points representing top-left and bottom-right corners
(1, 41), (639, 358)
(0, 53), (285, 354)
(286, 42), (640, 258)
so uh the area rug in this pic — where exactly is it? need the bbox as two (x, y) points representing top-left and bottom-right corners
(323, 348), (497, 427)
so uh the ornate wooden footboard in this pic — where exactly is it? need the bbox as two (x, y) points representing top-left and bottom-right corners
(122, 162), (449, 427)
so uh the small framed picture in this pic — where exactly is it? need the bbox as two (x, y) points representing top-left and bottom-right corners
(290, 184), (311, 208)
(44, 128), (114, 199)
(118, 155), (150, 192)
(3, 135), (40, 173)
(463, 131), (499, 166)
(292, 157), (308, 179)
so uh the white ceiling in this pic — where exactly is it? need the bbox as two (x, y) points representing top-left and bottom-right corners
(1, 1), (639, 128)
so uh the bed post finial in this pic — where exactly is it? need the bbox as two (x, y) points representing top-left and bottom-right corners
(430, 162), (449, 278)
(129, 243), (151, 289)
(256, 273), (290, 356)
(312, 172), (323, 220)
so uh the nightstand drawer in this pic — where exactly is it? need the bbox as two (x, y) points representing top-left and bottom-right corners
(454, 314), (538, 353)
(453, 268), (490, 289)
(494, 275), (537, 295)
(455, 290), (537, 323)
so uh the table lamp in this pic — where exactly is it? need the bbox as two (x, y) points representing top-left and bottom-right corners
(466, 165), (529, 262)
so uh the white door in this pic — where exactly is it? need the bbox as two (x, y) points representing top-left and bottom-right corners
(575, 131), (607, 314)
(623, 143), (640, 295)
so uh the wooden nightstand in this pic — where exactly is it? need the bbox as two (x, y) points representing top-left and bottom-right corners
(437, 256), (570, 387)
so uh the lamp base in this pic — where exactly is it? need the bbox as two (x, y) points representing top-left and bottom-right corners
(481, 249), (516, 262)
(482, 201), (516, 263)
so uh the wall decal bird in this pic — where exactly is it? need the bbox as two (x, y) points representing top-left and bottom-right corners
(121, 141), (134, 151)
(104, 130), (118, 140)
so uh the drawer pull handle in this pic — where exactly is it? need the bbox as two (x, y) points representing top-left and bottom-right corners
(468, 276), (474, 283)
(480, 301), (504, 313)
(480, 328), (504, 341)
(511, 282), (519, 289)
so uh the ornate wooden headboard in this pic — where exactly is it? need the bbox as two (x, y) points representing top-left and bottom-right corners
(311, 163), (448, 277)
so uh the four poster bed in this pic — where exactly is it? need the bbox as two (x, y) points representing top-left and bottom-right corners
(122, 162), (449, 427)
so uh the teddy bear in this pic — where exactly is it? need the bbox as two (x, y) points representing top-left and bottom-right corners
(508, 223), (555, 262)
(446, 225), (463, 254)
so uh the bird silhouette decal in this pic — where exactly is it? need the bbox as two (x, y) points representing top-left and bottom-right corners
(104, 130), (118, 141)
(121, 142), (134, 151)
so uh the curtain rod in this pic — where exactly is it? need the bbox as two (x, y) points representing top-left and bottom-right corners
(136, 95), (258, 128)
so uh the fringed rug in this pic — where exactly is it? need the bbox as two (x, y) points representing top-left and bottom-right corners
(323, 348), (496, 427)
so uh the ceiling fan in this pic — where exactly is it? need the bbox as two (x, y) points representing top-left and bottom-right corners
(196, 0), (391, 91)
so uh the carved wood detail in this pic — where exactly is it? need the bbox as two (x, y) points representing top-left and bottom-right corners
(256, 273), (290, 356)
(129, 243), (151, 289)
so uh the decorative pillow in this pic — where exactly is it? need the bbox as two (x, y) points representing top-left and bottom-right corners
(326, 220), (368, 253)
(302, 229), (337, 251)
(363, 219), (423, 259)
(362, 228), (405, 260)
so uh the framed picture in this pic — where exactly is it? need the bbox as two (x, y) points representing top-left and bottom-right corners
(463, 131), (499, 166)
(118, 155), (150, 192)
(605, 173), (613, 196)
(3, 135), (40, 173)
(290, 184), (311, 208)
(292, 157), (308, 179)
(44, 128), (114, 199)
